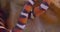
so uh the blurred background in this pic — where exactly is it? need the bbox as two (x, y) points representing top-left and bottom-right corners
(0, 0), (60, 32)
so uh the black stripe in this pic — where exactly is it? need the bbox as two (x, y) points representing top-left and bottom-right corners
(42, 1), (48, 6)
(39, 6), (45, 10)
(26, 2), (32, 6)
(19, 15), (26, 18)
(28, 11), (31, 19)
(39, 3), (49, 10)
(20, 9), (29, 18)
(22, 9), (28, 13)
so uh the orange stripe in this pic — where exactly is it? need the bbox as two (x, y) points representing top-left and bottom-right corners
(24, 4), (32, 13)
(34, 6), (45, 17)
(18, 18), (28, 24)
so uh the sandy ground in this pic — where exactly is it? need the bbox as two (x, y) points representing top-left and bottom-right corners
(51, 0), (60, 8)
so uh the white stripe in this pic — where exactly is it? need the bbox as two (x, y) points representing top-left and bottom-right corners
(16, 24), (26, 29)
(40, 4), (49, 10)
(0, 26), (6, 29)
(28, 0), (34, 5)
(21, 12), (28, 17)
